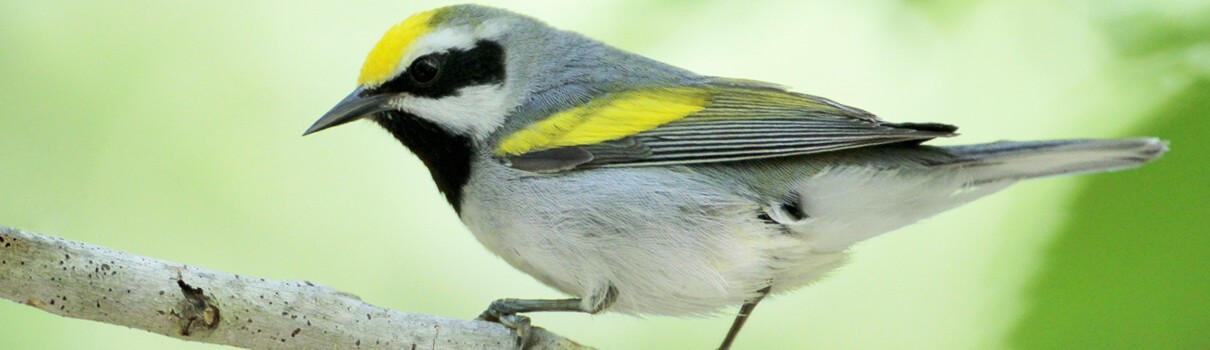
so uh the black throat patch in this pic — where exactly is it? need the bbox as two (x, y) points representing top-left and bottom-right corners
(364, 40), (507, 213)
(375, 112), (474, 212)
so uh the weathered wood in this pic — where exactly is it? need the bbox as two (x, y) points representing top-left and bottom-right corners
(0, 226), (590, 350)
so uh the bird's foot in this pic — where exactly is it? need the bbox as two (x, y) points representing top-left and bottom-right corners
(474, 297), (590, 349)
(477, 300), (533, 350)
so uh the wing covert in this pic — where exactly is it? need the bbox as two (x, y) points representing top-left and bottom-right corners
(498, 79), (956, 172)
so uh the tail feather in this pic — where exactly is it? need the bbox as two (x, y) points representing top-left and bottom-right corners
(785, 137), (1166, 253)
(943, 138), (1168, 184)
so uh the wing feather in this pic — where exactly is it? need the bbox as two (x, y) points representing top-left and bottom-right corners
(500, 79), (956, 172)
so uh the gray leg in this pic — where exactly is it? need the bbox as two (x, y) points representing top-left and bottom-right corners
(476, 299), (584, 349)
(477, 298), (587, 320)
(477, 287), (617, 350)
(718, 286), (772, 350)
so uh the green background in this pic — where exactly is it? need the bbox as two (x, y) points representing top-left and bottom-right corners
(1, 0), (1206, 349)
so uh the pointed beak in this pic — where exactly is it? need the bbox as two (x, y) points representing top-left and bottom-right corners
(303, 87), (397, 136)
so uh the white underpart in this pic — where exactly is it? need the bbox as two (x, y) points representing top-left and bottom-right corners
(389, 84), (513, 140)
(790, 166), (1012, 253)
(461, 163), (805, 316)
(455, 139), (1162, 316)
(457, 161), (1018, 316)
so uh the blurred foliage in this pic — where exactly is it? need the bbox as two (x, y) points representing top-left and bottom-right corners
(1010, 79), (1210, 350)
(1100, 8), (1210, 58)
(900, 0), (980, 23)
(1007, 3), (1210, 348)
(0, 0), (1206, 349)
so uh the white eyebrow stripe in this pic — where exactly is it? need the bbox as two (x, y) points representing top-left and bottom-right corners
(391, 28), (478, 80)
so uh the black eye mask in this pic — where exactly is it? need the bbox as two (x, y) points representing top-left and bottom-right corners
(371, 40), (506, 99)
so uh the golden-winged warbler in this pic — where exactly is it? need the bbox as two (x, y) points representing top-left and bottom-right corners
(304, 4), (1167, 349)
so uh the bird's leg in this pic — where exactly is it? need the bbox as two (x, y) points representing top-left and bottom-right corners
(477, 286), (617, 350)
(477, 298), (582, 349)
(477, 298), (586, 322)
(718, 286), (773, 350)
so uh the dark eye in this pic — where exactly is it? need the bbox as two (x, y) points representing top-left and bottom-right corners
(408, 55), (441, 84)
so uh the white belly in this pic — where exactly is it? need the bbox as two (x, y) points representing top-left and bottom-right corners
(459, 161), (847, 316)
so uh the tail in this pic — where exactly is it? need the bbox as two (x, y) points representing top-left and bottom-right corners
(787, 138), (1166, 252)
(942, 138), (1169, 184)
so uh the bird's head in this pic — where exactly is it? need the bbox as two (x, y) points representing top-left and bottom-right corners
(304, 4), (554, 141)
(303, 5), (697, 207)
(303, 5), (612, 209)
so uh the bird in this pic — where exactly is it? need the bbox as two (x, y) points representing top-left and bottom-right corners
(303, 4), (1167, 349)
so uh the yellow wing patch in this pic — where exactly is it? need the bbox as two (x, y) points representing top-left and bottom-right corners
(496, 87), (714, 156)
(357, 9), (441, 87)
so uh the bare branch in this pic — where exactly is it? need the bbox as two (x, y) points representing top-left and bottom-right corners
(0, 226), (590, 350)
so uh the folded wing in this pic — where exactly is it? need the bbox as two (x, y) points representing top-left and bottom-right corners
(497, 79), (957, 172)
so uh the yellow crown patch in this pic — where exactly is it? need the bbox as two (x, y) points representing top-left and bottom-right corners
(358, 9), (441, 87)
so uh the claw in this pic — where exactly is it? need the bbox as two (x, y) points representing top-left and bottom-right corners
(500, 314), (532, 349)
(476, 300), (531, 349)
(473, 297), (593, 349)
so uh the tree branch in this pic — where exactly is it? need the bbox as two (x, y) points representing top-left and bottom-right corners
(0, 226), (590, 349)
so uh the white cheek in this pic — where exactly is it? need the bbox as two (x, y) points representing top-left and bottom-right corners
(389, 84), (513, 140)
